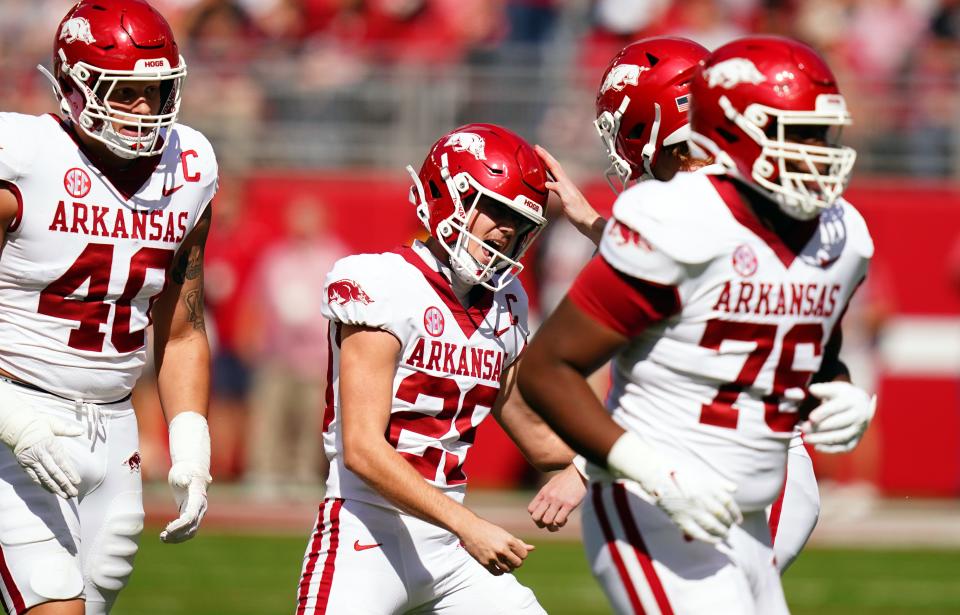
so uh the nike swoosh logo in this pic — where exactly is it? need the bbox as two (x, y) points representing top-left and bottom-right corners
(353, 540), (383, 552)
(162, 184), (183, 197)
(495, 326), (511, 337)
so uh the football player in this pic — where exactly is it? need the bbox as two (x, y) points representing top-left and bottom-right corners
(0, 2), (216, 613)
(519, 35), (876, 613)
(295, 124), (575, 614)
(530, 36), (834, 573)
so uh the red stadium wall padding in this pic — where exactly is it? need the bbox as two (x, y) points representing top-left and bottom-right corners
(239, 172), (960, 495)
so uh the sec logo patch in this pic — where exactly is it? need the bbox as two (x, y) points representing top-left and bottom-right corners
(63, 167), (91, 198)
(423, 306), (445, 337)
(732, 244), (758, 277)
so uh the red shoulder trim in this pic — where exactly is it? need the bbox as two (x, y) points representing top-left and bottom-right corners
(708, 175), (817, 268)
(568, 255), (681, 338)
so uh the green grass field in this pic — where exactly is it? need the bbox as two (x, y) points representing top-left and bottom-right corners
(115, 531), (960, 615)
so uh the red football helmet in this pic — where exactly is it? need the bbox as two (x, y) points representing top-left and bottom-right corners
(595, 37), (709, 191)
(689, 36), (856, 220)
(407, 123), (548, 291)
(39, 0), (186, 159)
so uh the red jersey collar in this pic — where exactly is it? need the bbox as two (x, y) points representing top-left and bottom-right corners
(394, 242), (495, 338)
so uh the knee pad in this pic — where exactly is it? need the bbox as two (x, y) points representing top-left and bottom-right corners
(30, 551), (84, 601)
(86, 492), (144, 594)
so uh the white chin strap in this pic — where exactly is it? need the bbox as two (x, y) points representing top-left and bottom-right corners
(596, 96), (665, 193)
(595, 96), (634, 194)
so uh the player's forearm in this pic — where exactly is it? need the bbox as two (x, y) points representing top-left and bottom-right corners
(156, 332), (211, 421)
(518, 357), (623, 467)
(497, 395), (575, 472)
(343, 438), (476, 536)
(581, 215), (607, 247)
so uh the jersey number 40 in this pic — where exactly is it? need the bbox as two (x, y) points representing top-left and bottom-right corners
(38, 243), (174, 353)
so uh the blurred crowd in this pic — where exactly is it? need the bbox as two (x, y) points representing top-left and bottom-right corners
(1, 0), (959, 174)
(0, 0), (945, 491)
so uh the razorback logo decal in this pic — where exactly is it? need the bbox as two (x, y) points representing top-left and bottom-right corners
(124, 451), (142, 474)
(600, 64), (648, 94)
(608, 219), (653, 250)
(60, 17), (96, 45)
(444, 132), (487, 161)
(703, 58), (766, 89)
(328, 279), (374, 305)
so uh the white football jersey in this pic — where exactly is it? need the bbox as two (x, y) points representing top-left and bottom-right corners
(321, 241), (528, 509)
(0, 113), (217, 403)
(592, 170), (872, 511)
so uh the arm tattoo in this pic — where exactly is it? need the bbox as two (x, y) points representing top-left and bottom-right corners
(184, 287), (205, 331)
(185, 244), (203, 280)
(171, 250), (188, 285)
(171, 244), (203, 285)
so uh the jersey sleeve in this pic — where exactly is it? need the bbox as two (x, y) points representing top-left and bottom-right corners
(567, 254), (681, 337)
(174, 124), (219, 219)
(0, 113), (39, 182)
(321, 254), (404, 340)
(598, 215), (686, 286)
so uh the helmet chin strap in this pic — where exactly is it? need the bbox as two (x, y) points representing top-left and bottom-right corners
(640, 102), (661, 179)
(595, 97), (633, 194)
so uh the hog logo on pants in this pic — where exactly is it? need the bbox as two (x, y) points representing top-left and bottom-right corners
(124, 451), (142, 474)
(328, 279), (374, 306)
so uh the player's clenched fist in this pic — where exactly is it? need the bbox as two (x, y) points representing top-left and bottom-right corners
(800, 382), (876, 453)
(457, 515), (535, 576)
(607, 431), (742, 544)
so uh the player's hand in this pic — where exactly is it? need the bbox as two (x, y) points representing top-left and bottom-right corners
(651, 470), (742, 544)
(528, 463), (587, 532)
(0, 390), (83, 499)
(160, 412), (212, 544)
(160, 462), (210, 543)
(535, 144), (605, 243)
(458, 515), (535, 576)
(799, 382), (876, 454)
(606, 431), (741, 544)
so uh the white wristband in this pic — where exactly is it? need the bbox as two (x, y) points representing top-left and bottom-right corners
(571, 455), (590, 481)
(605, 431), (663, 494)
(168, 411), (211, 482)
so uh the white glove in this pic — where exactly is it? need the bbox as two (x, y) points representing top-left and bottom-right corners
(799, 382), (876, 454)
(160, 411), (212, 544)
(607, 431), (742, 544)
(0, 384), (83, 498)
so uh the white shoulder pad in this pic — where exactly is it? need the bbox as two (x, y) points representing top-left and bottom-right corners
(0, 113), (45, 182)
(599, 173), (729, 285)
(171, 123), (219, 211)
(609, 172), (730, 265)
(836, 198), (874, 260)
(321, 253), (405, 338)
